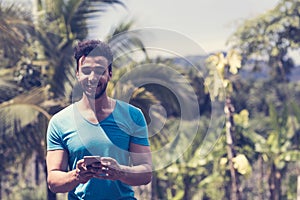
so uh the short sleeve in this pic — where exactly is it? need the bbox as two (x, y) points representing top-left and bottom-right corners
(129, 107), (150, 146)
(47, 117), (65, 151)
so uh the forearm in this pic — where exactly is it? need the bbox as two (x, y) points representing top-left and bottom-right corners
(47, 170), (79, 193)
(120, 164), (152, 186)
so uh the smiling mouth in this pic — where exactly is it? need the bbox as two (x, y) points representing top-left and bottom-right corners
(87, 83), (101, 87)
(86, 84), (98, 91)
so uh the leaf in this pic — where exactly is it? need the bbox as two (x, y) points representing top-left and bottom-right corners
(246, 131), (266, 144)
(219, 157), (228, 166)
(206, 53), (226, 78)
(166, 164), (179, 174)
(286, 116), (298, 139)
(267, 131), (280, 154)
(274, 157), (286, 170)
(234, 109), (249, 128)
(227, 49), (242, 74)
(232, 154), (252, 177)
(279, 150), (300, 162)
(271, 47), (280, 56)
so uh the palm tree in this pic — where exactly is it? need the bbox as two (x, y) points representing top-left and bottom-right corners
(0, 0), (37, 104)
(33, 0), (125, 98)
(205, 50), (243, 200)
(0, 0), (127, 199)
(0, 87), (51, 199)
(249, 103), (300, 200)
(0, 0), (35, 67)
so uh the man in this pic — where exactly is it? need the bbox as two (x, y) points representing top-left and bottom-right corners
(46, 40), (152, 199)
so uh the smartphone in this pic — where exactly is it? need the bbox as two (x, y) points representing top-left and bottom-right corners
(83, 156), (101, 166)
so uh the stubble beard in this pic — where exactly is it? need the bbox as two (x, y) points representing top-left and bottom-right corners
(83, 82), (108, 100)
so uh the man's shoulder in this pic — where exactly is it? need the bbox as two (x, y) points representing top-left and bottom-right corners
(115, 100), (144, 123)
(116, 100), (140, 111)
(51, 104), (74, 121)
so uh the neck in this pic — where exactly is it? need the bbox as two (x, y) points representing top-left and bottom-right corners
(79, 93), (112, 114)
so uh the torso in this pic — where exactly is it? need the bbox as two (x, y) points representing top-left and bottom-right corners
(76, 97), (116, 123)
(47, 100), (149, 199)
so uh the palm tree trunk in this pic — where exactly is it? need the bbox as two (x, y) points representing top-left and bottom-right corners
(297, 175), (300, 200)
(183, 175), (191, 200)
(269, 163), (281, 200)
(151, 172), (158, 200)
(258, 155), (264, 200)
(224, 97), (241, 200)
(35, 154), (40, 185)
(0, 176), (2, 200)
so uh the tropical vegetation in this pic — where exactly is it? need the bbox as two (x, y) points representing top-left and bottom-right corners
(0, 0), (300, 200)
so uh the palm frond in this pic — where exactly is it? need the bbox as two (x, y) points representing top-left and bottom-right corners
(0, 0), (34, 66)
(32, 0), (125, 98)
(71, 0), (125, 40)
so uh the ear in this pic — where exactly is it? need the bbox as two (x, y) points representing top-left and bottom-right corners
(107, 69), (112, 80)
(76, 70), (79, 79)
(77, 56), (85, 79)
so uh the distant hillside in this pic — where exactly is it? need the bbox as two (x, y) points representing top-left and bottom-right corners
(170, 55), (300, 82)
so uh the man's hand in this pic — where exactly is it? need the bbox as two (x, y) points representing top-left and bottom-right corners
(91, 144), (152, 186)
(75, 159), (99, 183)
(92, 157), (124, 181)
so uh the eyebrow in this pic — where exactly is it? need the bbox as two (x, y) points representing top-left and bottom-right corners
(81, 66), (106, 69)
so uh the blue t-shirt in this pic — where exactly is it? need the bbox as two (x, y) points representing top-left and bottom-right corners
(47, 100), (149, 200)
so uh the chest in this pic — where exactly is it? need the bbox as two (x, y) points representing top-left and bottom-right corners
(62, 116), (132, 157)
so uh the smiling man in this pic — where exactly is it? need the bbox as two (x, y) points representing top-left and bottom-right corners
(46, 40), (152, 199)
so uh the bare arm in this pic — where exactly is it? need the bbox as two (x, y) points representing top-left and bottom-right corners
(46, 150), (96, 193)
(120, 143), (152, 186)
(98, 143), (152, 186)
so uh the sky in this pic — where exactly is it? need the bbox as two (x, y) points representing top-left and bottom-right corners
(90, 0), (280, 54)
(16, 0), (280, 55)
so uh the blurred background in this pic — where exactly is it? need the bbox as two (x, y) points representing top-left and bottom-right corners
(1, 0), (300, 199)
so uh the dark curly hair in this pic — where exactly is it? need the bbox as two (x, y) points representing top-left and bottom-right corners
(74, 40), (113, 72)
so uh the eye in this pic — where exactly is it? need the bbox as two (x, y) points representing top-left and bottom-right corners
(94, 68), (106, 75)
(82, 68), (92, 75)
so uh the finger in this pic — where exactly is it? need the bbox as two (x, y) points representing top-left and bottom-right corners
(77, 159), (85, 166)
(101, 159), (119, 171)
(79, 165), (87, 171)
(100, 166), (112, 175)
(100, 158), (122, 173)
(91, 162), (102, 168)
(99, 166), (109, 175)
(92, 169), (119, 181)
(80, 174), (95, 183)
(79, 165), (99, 175)
(77, 159), (87, 170)
(76, 170), (95, 183)
(80, 170), (96, 177)
(93, 173), (110, 179)
(101, 157), (114, 165)
(101, 166), (109, 171)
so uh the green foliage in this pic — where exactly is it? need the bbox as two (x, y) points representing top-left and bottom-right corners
(228, 0), (299, 82)
(152, 117), (217, 199)
(0, 0), (127, 199)
(0, 102), (50, 176)
(205, 50), (242, 100)
(0, 0), (34, 67)
(1, 0), (300, 199)
(230, 0), (300, 53)
(1, 154), (47, 200)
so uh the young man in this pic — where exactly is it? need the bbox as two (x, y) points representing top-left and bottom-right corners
(46, 40), (152, 199)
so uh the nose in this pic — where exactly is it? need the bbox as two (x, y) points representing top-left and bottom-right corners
(88, 71), (99, 83)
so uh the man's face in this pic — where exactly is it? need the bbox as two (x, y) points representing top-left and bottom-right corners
(77, 56), (111, 99)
